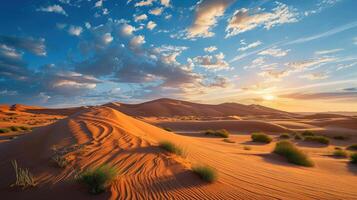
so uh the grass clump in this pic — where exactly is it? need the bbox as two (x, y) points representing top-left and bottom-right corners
(11, 160), (36, 188)
(332, 135), (349, 140)
(273, 141), (314, 167)
(294, 134), (303, 140)
(333, 149), (348, 158)
(279, 133), (290, 139)
(19, 126), (30, 131)
(301, 131), (315, 136)
(350, 153), (357, 164)
(159, 141), (184, 156)
(79, 165), (117, 194)
(222, 138), (235, 143)
(0, 128), (10, 133)
(192, 165), (217, 183)
(9, 126), (20, 132)
(251, 133), (272, 143)
(51, 155), (69, 168)
(204, 129), (229, 138)
(347, 144), (357, 151)
(304, 136), (330, 145)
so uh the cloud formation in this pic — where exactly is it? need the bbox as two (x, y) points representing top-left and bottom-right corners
(37, 5), (68, 16)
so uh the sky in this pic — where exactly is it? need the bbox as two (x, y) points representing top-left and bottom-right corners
(0, 0), (357, 112)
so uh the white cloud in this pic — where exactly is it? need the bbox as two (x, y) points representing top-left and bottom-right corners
(238, 40), (262, 51)
(286, 57), (336, 71)
(85, 22), (91, 29)
(165, 14), (172, 19)
(135, 0), (155, 7)
(130, 35), (146, 47)
(300, 72), (329, 80)
(354, 37), (357, 45)
(95, 0), (103, 7)
(102, 33), (113, 44)
(259, 69), (290, 81)
(226, 2), (297, 37)
(187, 0), (234, 38)
(37, 5), (68, 16)
(68, 25), (83, 36)
(315, 48), (343, 55)
(120, 24), (136, 36)
(149, 7), (163, 15)
(160, 0), (170, 7)
(134, 14), (148, 22)
(0, 44), (22, 59)
(204, 46), (217, 53)
(258, 47), (290, 57)
(147, 21), (157, 30)
(193, 52), (230, 70)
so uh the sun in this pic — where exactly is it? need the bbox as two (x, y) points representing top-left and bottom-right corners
(262, 94), (276, 101)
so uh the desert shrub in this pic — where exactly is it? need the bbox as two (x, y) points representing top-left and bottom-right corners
(163, 127), (173, 132)
(192, 165), (217, 183)
(251, 133), (272, 143)
(51, 155), (69, 168)
(333, 149), (348, 158)
(333, 135), (349, 140)
(350, 153), (357, 164)
(304, 136), (330, 145)
(19, 126), (30, 131)
(11, 160), (36, 188)
(279, 133), (290, 139)
(9, 126), (20, 132)
(301, 131), (315, 136)
(204, 129), (229, 138)
(79, 165), (117, 194)
(273, 141), (314, 167)
(243, 146), (251, 150)
(347, 144), (357, 151)
(222, 138), (235, 143)
(159, 141), (184, 156)
(294, 134), (303, 140)
(0, 128), (10, 133)
(334, 146), (343, 150)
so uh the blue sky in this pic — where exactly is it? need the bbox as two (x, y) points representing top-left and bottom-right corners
(0, 0), (357, 111)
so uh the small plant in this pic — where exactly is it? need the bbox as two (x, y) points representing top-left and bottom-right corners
(294, 134), (303, 140)
(192, 165), (217, 183)
(333, 149), (348, 158)
(273, 141), (314, 167)
(19, 126), (30, 131)
(304, 136), (330, 145)
(301, 131), (314, 136)
(163, 127), (173, 132)
(222, 138), (235, 143)
(279, 133), (290, 139)
(251, 133), (272, 143)
(9, 126), (20, 132)
(79, 165), (118, 194)
(350, 153), (357, 164)
(11, 160), (36, 188)
(159, 141), (184, 156)
(204, 129), (229, 138)
(0, 128), (10, 133)
(243, 146), (251, 150)
(333, 135), (349, 140)
(52, 155), (69, 168)
(347, 144), (357, 151)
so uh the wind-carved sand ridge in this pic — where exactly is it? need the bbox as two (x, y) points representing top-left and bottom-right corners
(0, 101), (357, 199)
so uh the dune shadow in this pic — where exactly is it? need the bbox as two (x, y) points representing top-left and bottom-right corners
(347, 163), (357, 175)
(295, 141), (328, 148)
(250, 152), (305, 167)
(240, 141), (271, 146)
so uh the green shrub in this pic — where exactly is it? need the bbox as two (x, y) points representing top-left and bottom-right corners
(301, 131), (314, 136)
(192, 165), (217, 183)
(0, 128), (10, 133)
(304, 136), (330, 145)
(294, 134), (303, 140)
(279, 133), (290, 139)
(347, 144), (357, 151)
(163, 127), (173, 132)
(19, 126), (30, 131)
(251, 133), (272, 143)
(333, 150), (348, 158)
(159, 141), (184, 156)
(79, 165), (117, 194)
(204, 129), (229, 138)
(9, 126), (20, 132)
(243, 146), (251, 150)
(11, 160), (36, 188)
(350, 153), (357, 164)
(222, 138), (235, 143)
(333, 135), (349, 140)
(273, 141), (314, 167)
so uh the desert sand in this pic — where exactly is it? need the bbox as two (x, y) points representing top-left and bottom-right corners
(0, 99), (356, 199)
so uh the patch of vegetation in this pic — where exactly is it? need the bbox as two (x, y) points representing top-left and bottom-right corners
(19, 126), (30, 131)
(334, 146), (343, 150)
(51, 155), (69, 168)
(11, 160), (36, 188)
(333, 149), (348, 158)
(9, 126), (20, 132)
(294, 134), (303, 140)
(279, 133), (290, 139)
(222, 138), (235, 143)
(304, 136), (330, 145)
(159, 141), (184, 156)
(273, 141), (314, 167)
(243, 146), (251, 150)
(347, 144), (357, 151)
(350, 153), (357, 164)
(251, 133), (272, 143)
(301, 131), (315, 136)
(332, 135), (349, 140)
(163, 127), (173, 132)
(0, 128), (10, 133)
(204, 129), (230, 138)
(192, 165), (217, 183)
(79, 165), (118, 194)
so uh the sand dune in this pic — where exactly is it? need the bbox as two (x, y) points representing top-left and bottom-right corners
(0, 105), (356, 199)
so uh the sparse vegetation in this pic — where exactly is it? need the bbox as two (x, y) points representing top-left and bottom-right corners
(279, 133), (290, 139)
(335, 146), (343, 150)
(0, 128), (10, 133)
(204, 129), (230, 138)
(163, 127), (173, 132)
(350, 153), (357, 164)
(333, 135), (349, 140)
(9, 126), (20, 132)
(51, 155), (69, 168)
(347, 144), (357, 151)
(304, 136), (330, 145)
(159, 141), (184, 156)
(19, 126), (30, 131)
(294, 134), (303, 140)
(251, 133), (272, 143)
(192, 165), (217, 183)
(333, 149), (348, 158)
(79, 165), (118, 194)
(222, 138), (235, 143)
(301, 131), (315, 136)
(11, 160), (36, 188)
(273, 141), (314, 167)
(243, 146), (252, 150)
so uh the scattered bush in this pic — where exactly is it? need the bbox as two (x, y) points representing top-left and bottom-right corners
(11, 160), (36, 188)
(350, 153), (357, 164)
(251, 133), (272, 143)
(333, 135), (349, 140)
(51, 155), (69, 168)
(192, 165), (217, 183)
(243, 146), (251, 150)
(163, 127), (173, 132)
(294, 134), (303, 140)
(222, 138), (235, 143)
(273, 141), (314, 167)
(0, 128), (10, 133)
(204, 129), (229, 138)
(301, 131), (315, 136)
(79, 165), (117, 194)
(19, 126), (30, 131)
(279, 133), (290, 139)
(159, 141), (184, 156)
(333, 149), (348, 158)
(347, 144), (357, 151)
(304, 136), (330, 145)
(9, 126), (20, 132)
